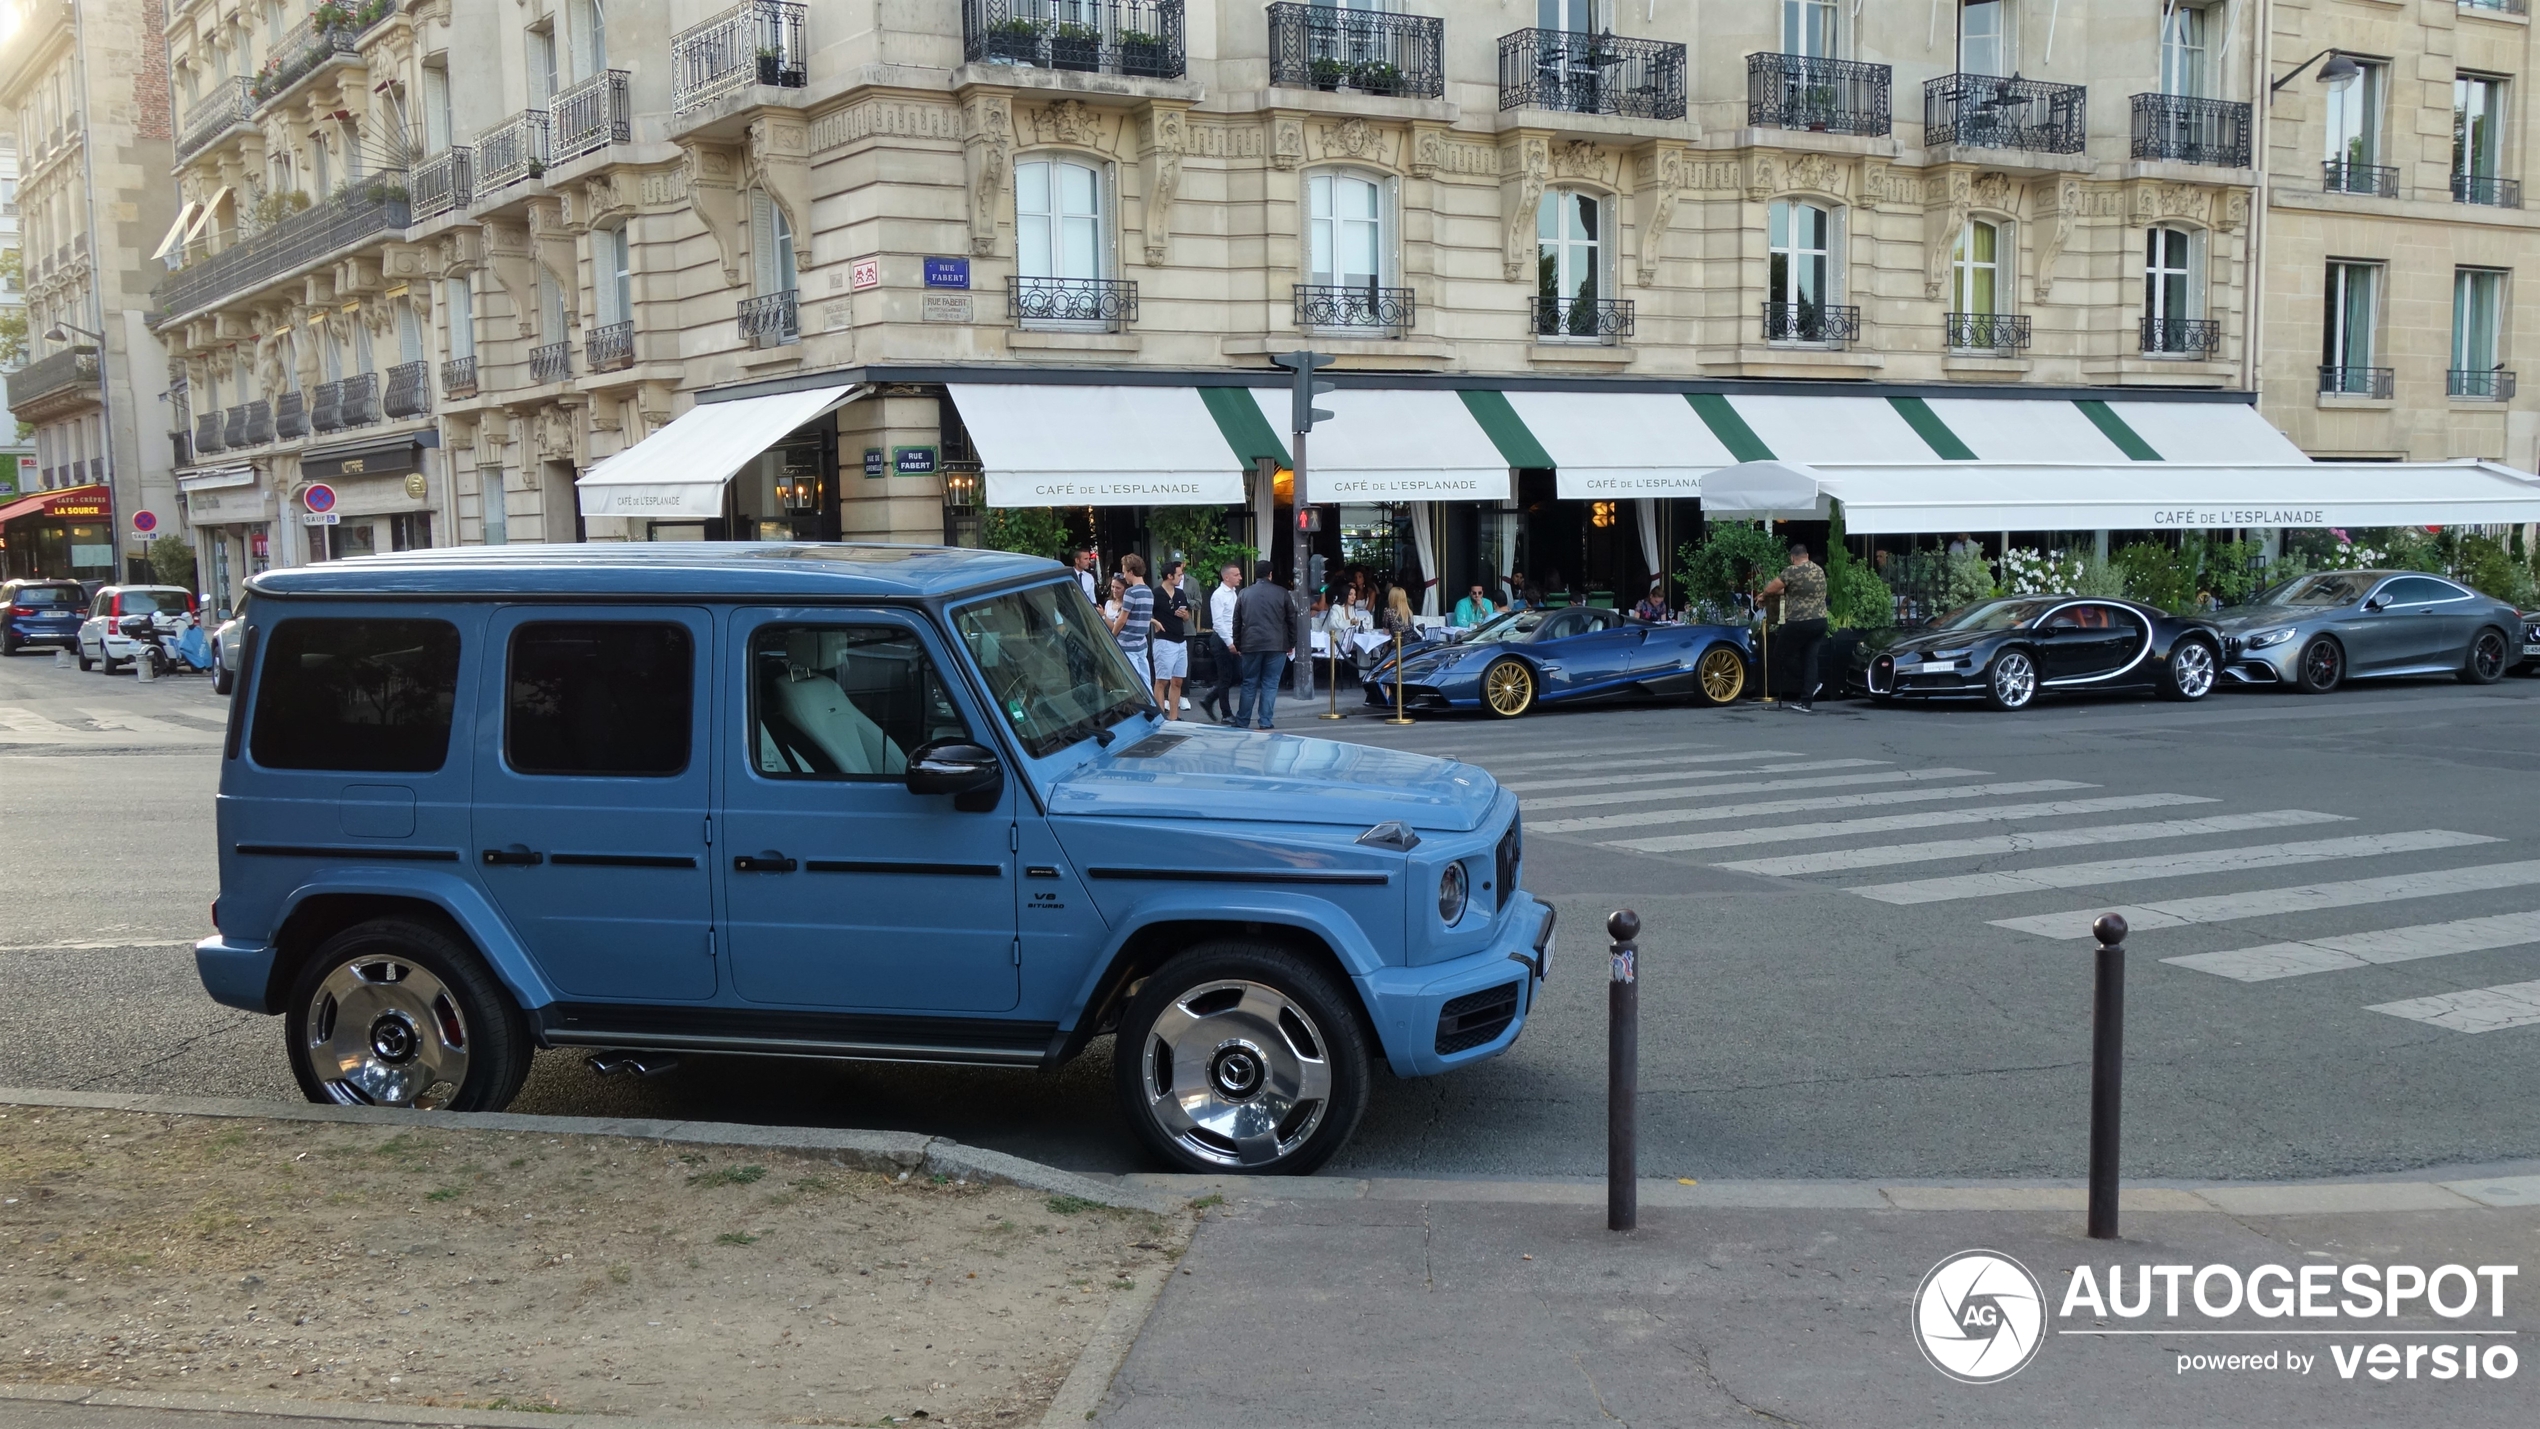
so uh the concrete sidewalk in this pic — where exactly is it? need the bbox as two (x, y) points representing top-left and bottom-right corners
(1095, 1173), (2540, 1428)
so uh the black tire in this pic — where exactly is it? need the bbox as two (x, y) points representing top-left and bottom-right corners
(1983, 648), (2039, 711)
(2295, 636), (2344, 694)
(212, 658), (233, 696)
(2459, 628), (2510, 686)
(76, 645), (94, 671)
(0, 630), (16, 656)
(1479, 656), (1536, 718)
(2158, 637), (2219, 702)
(283, 917), (532, 1112)
(1113, 940), (1372, 1176)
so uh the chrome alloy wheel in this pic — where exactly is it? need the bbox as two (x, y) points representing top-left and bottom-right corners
(2171, 640), (2216, 698)
(1139, 979), (1332, 1169)
(1990, 650), (2037, 709)
(304, 956), (472, 1108)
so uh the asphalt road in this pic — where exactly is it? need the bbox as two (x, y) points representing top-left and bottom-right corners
(6, 647), (2539, 1185)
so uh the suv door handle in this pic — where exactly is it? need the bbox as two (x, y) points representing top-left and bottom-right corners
(481, 845), (544, 867)
(732, 852), (798, 873)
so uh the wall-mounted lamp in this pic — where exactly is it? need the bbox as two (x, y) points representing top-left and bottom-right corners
(2270, 49), (2360, 98)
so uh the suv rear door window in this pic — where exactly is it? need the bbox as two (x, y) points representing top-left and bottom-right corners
(505, 622), (693, 776)
(250, 619), (463, 771)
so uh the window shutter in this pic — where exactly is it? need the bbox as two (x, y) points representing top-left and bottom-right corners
(1828, 204), (1849, 304)
(749, 190), (778, 295)
(447, 278), (475, 360)
(2187, 229), (2208, 322)
(397, 304), (423, 365)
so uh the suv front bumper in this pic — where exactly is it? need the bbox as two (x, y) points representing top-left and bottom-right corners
(1358, 895), (1554, 1078)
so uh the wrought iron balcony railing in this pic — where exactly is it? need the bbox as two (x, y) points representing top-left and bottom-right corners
(2142, 316), (2222, 356)
(177, 76), (255, 162)
(1925, 72), (2086, 154)
(412, 148), (473, 221)
(674, 1), (810, 113)
(223, 405), (248, 449)
(2453, 172), (2522, 208)
(1747, 53), (1891, 137)
(477, 111), (552, 194)
(310, 379), (345, 434)
(440, 355), (478, 400)
(1008, 276), (1138, 329)
(2324, 159), (2398, 196)
(2131, 93), (2251, 168)
(963, 0), (1187, 80)
(1946, 312), (2031, 352)
(338, 372), (380, 426)
(2450, 367), (2517, 400)
(587, 320), (636, 371)
(530, 340), (573, 384)
(152, 190), (409, 322)
(1268, 3), (1444, 99)
(384, 361), (430, 418)
(194, 411), (228, 455)
(551, 70), (631, 163)
(243, 399), (274, 445)
(1763, 301), (1861, 346)
(5, 346), (100, 410)
(275, 390), (308, 440)
(1499, 29), (1686, 119)
(2320, 365), (2395, 398)
(739, 291), (800, 347)
(250, 14), (368, 109)
(1531, 296), (1634, 342)
(1295, 283), (1415, 336)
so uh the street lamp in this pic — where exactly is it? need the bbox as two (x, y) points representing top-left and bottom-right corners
(2269, 49), (2360, 97)
(44, 320), (103, 346)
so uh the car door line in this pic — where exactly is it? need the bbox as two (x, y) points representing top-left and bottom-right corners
(2039, 603), (2154, 686)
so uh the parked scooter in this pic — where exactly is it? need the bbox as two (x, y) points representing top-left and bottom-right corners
(116, 610), (215, 679)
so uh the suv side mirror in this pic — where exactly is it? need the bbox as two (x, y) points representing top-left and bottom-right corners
(906, 739), (1003, 811)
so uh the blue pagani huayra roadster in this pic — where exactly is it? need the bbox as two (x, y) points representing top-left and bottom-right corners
(1362, 606), (1756, 718)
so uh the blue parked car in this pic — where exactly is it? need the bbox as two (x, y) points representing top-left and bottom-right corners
(1364, 605), (1756, 717)
(1, 578), (88, 655)
(195, 544), (1552, 1174)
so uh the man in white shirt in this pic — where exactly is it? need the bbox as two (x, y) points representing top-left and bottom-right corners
(1204, 562), (1243, 724)
(1071, 546), (1100, 605)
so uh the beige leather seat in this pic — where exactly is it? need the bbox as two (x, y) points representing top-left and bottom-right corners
(766, 633), (904, 775)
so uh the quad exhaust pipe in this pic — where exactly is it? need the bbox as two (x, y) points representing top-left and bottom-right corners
(586, 1051), (681, 1078)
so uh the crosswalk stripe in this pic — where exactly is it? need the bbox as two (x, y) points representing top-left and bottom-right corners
(1601, 793), (2211, 854)
(1850, 830), (2501, 906)
(0, 705), (80, 735)
(1523, 767), (1992, 814)
(1989, 859), (2540, 939)
(1716, 810), (2349, 878)
(2163, 910), (2540, 982)
(78, 707), (221, 738)
(2368, 980), (2540, 1034)
(1537, 779), (2096, 836)
(1445, 740), (1724, 768)
(1503, 757), (1886, 794)
(1484, 750), (1807, 785)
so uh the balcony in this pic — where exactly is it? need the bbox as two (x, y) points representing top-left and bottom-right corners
(2323, 160), (2397, 197)
(1747, 53), (1891, 138)
(275, 390), (308, 440)
(477, 111), (552, 195)
(530, 341), (573, 384)
(673, 1), (810, 114)
(586, 321), (635, 371)
(1763, 301), (1860, 346)
(171, 430), (195, 467)
(1946, 312), (2031, 353)
(2460, 0), (2527, 13)
(310, 379), (344, 433)
(243, 398), (274, 445)
(195, 410), (228, 455)
(738, 291), (800, 347)
(2130, 93), (2250, 168)
(962, 0), (1187, 81)
(2453, 173), (2522, 208)
(1008, 276), (1137, 330)
(250, 14), (366, 109)
(1530, 296), (1633, 343)
(5, 346), (100, 414)
(440, 355), (478, 399)
(1295, 283), (1416, 337)
(551, 71), (632, 164)
(153, 188), (409, 322)
(177, 76), (255, 163)
(2451, 367), (2517, 400)
(1499, 30), (1685, 120)
(2142, 317), (2222, 356)
(339, 373), (380, 426)
(223, 405), (249, 449)
(1924, 73), (2086, 154)
(412, 148), (474, 221)
(1268, 3), (1444, 100)
(384, 361), (430, 418)
(2320, 365), (2394, 398)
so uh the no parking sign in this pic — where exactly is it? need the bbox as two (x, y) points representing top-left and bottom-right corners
(132, 510), (158, 535)
(302, 483), (337, 514)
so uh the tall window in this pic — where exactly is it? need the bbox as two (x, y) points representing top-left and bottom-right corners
(749, 194), (796, 296)
(396, 304), (423, 366)
(2159, 3), (2208, 98)
(2322, 261), (2380, 389)
(353, 318), (374, 376)
(1308, 171), (1384, 293)
(597, 227), (633, 324)
(421, 62), (452, 153)
(2324, 61), (2382, 168)
(1015, 158), (1103, 280)
(1537, 0), (1596, 33)
(2143, 226), (2199, 350)
(445, 278), (475, 362)
(2454, 74), (2505, 181)
(1767, 198), (1833, 336)
(1960, 0), (2009, 76)
(2452, 268), (2506, 386)
(528, 25), (559, 104)
(572, 0), (608, 79)
(538, 265), (567, 343)
(1783, 0), (1838, 56)
(1952, 219), (2002, 316)
(1536, 189), (1604, 336)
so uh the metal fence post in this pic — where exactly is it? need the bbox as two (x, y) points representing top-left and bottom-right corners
(1608, 908), (1639, 1232)
(2088, 913), (2128, 1240)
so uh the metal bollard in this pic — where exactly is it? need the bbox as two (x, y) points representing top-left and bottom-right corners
(2087, 913), (2128, 1240)
(54, 647), (72, 668)
(134, 651), (156, 682)
(1608, 908), (1639, 1232)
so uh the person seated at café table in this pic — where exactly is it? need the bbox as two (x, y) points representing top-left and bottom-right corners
(1454, 583), (1497, 628)
(1634, 582), (1668, 622)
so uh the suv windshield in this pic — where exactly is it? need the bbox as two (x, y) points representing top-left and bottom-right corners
(1464, 609), (1552, 645)
(952, 581), (1152, 758)
(2251, 573), (2378, 607)
(11, 586), (79, 606)
(1931, 597), (2061, 633)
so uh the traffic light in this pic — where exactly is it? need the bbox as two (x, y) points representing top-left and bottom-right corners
(1307, 553), (1329, 596)
(1273, 350), (1335, 434)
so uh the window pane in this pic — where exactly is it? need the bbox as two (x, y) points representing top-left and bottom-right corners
(1059, 163), (1098, 217)
(751, 626), (971, 780)
(952, 583), (1150, 760)
(1768, 200), (1789, 250)
(1016, 161), (1050, 217)
(1060, 214), (1098, 279)
(1018, 214), (1051, 278)
(1969, 220), (1995, 265)
(1308, 173), (1331, 221)
(251, 619), (462, 773)
(505, 622), (693, 777)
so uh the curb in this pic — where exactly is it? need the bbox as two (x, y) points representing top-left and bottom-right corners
(0, 1086), (1183, 1216)
(0, 1383), (808, 1428)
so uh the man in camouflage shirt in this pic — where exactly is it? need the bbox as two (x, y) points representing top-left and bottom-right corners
(1760, 541), (1830, 713)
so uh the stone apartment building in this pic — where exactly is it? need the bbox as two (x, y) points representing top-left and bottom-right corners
(0, 135), (41, 504)
(0, 0), (178, 587)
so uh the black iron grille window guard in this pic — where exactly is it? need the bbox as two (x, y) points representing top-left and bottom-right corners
(2130, 93), (2251, 168)
(412, 148), (474, 220)
(530, 341), (573, 385)
(440, 356), (477, 400)
(152, 191), (409, 323)
(194, 412), (227, 454)
(2141, 317), (2222, 356)
(384, 361), (431, 419)
(1268, 3), (1443, 99)
(2453, 173), (2522, 207)
(242, 399), (274, 445)
(1763, 301), (1861, 346)
(551, 71), (632, 162)
(223, 407), (249, 449)
(1925, 72), (2087, 154)
(2319, 365), (2395, 398)
(2324, 160), (2399, 197)
(309, 380), (344, 434)
(178, 76), (254, 163)
(1531, 296), (1634, 342)
(1946, 312), (2031, 352)
(674, 1), (810, 114)
(587, 321), (636, 371)
(1009, 276), (1138, 328)
(1498, 29), (1686, 120)
(1296, 283), (1415, 335)
(739, 291), (800, 347)
(477, 111), (552, 193)
(337, 372), (380, 427)
(275, 390), (308, 440)
(962, 0), (1187, 80)
(1747, 53), (1891, 137)
(2450, 367), (2517, 400)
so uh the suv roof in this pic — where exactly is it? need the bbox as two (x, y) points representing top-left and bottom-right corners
(244, 543), (1063, 602)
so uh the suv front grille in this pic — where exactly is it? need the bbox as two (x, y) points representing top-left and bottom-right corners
(1495, 818), (1520, 912)
(1435, 982), (1521, 1056)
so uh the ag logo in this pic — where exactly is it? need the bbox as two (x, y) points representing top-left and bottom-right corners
(1912, 1250), (2046, 1384)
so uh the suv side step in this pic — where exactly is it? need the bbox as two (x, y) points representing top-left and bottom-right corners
(538, 1003), (1056, 1069)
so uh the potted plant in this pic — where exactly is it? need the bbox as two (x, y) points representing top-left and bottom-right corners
(1116, 29), (1166, 78)
(754, 45), (800, 86)
(311, 1), (350, 31)
(1049, 21), (1102, 72)
(1308, 56), (1349, 91)
(982, 17), (1042, 65)
(1351, 60), (1403, 96)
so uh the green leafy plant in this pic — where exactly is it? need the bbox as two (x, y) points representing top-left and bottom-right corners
(990, 18), (1045, 38)
(2112, 541), (2198, 614)
(1052, 22), (1100, 41)
(1045, 1194), (1100, 1215)
(981, 506), (1072, 562)
(1674, 521), (1788, 615)
(251, 189), (313, 227)
(146, 533), (197, 589)
(1308, 56), (1350, 89)
(1145, 504), (1256, 585)
(1351, 61), (1404, 93)
(312, 2), (351, 31)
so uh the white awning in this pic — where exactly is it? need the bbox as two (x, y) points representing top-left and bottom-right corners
(1245, 387), (1514, 503)
(153, 203), (201, 262)
(948, 384), (1250, 507)
(1699, 461), (1833, 520)
(576, 384), (864, 517)
(176, 465), (258, 492)
(1498, 392), (1733, 499)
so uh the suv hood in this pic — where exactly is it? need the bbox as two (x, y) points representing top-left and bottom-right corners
(1046, 725), (1501, 832)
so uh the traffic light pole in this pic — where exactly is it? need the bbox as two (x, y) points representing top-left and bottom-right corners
(1274, 350), (1335, 706)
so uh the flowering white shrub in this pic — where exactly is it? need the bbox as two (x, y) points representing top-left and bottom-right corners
(2320, 542), (2389, 570)
(1997, 547), (2085, 595)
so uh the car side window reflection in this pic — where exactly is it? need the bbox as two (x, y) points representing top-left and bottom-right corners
(751, 625), (969, 781)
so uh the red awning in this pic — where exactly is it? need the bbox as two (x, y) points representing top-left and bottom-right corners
(0, 483), (112, 525)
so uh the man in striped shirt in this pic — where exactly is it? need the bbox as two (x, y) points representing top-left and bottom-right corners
(1109, 553), (1157, 687)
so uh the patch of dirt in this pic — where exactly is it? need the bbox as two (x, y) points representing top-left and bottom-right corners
(0, 1108), (1192, 1425)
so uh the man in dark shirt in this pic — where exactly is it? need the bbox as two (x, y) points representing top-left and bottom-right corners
(1232, 562), (1294, 730)
(1150, 560), (1192, 720)
(1759, 541), (1830, 713)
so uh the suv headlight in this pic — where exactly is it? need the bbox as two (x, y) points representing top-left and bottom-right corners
(2243, 627), (2297, 649)
(1438, 861), (1469, 925)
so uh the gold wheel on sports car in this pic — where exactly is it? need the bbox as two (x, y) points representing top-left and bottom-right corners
(1694, 645), (1746, 706)
(1482, 658), (1536, 718)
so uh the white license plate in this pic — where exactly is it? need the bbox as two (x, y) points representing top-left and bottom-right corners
(2524, 642), (2540, 657)
(1896, 660), (1960, 675)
